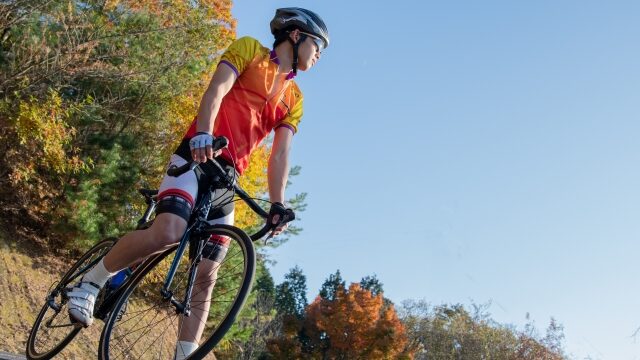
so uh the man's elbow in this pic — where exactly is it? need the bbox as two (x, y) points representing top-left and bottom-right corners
(204, 88), (224, 105)
(270, 149), (290, 164)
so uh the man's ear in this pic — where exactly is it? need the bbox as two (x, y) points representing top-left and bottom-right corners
(289, 29), (301, 43)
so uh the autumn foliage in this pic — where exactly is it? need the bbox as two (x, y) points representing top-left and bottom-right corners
(0, 0), (237, 248)
(268, 283), (412, 359)
(399, 301), (566, 360)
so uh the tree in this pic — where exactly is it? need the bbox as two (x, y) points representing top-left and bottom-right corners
(268, 282), (412, 359)
(264, 266), (310, 359)
(217, 261), (280, 360)
(360, 274), (384, 297)
(318, 269), (345, 301)
(398, 300), (566, 360)
(516, 314), (565, 360)
(274, 266), (308, 319)
(0, 0), (236, 248)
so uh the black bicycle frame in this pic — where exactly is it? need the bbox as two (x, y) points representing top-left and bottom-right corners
(158, 189), (215, 315)
(94, 157), (279, 320)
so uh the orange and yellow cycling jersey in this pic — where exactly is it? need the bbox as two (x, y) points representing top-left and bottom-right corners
(179, 36), (303, 174)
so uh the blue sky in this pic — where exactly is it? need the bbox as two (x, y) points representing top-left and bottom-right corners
(231, 1), (640, 359)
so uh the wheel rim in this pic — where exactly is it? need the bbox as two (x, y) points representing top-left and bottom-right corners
(27, 295), (83, 359)
(102, 228), (253, 360)
(27, 240), (113, 359)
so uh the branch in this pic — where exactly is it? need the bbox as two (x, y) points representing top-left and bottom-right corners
(1, 0), (58, 30)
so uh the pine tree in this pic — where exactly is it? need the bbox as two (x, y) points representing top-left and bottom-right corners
(318, 269), (345, 301)
(275, 266), (308, 318)
(360, 274), (384, 296)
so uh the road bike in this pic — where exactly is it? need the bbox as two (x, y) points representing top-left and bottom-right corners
(26, 138), (293, 359)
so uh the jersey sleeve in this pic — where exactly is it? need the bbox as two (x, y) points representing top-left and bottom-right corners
(218, 36), (262, 77)
(275, 97), (303, 134)
(275, 82), (304, 134)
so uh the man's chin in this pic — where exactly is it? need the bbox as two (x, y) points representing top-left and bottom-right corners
(297, 63), (314, 72)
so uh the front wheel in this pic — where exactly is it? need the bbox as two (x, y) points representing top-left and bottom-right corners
(99, 225), (256, 360)
(26, 238), (116, 360)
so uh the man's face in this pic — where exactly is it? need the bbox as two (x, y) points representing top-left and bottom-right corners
(296, 34), (322, 72)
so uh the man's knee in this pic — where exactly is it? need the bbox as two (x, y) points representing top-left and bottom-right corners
(150, 213), (187, 248)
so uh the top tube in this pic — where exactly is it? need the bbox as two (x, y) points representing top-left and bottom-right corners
(166, 156), (276, 241)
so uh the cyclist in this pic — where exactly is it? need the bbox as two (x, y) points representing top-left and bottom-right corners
(65, 7), (329, 359)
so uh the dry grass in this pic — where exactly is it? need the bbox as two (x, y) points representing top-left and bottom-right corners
(0, 229), (225, 359)
(0, 230), (102, 359)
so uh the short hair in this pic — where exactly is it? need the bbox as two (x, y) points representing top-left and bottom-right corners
(272, 26), (300, 49)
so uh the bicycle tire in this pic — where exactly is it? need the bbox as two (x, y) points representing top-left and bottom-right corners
(98, 225), (256, 360)
(26, 238), (116, 360)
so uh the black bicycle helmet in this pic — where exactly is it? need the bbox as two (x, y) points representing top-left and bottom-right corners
(270, 8), (329, 75)
(270, 7), (330, 49)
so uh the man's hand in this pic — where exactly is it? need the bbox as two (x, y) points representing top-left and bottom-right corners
(268, 202), (294, 236)
(189, 132), (221, 163)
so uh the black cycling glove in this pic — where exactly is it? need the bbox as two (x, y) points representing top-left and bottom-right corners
(268, 202), (295, 227)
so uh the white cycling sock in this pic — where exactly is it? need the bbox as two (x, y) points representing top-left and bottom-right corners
(175, 341), (198, 360)
(82, 258), (117, 287)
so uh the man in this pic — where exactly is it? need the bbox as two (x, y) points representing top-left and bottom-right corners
(66, 7), (329, 359)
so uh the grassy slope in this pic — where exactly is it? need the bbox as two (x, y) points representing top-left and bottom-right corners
(0, 230), (102, 359)
(0, 230), (223, 360)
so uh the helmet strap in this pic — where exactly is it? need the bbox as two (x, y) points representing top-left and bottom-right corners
(288, 33), (307, 76)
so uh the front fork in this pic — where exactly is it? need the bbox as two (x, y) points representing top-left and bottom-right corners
(161, 192), (213, 316)
(160, 229), (206, 317)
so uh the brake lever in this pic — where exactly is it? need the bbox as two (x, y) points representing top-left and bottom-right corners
(263, 210), (295, 245)
(264, 222), (281, 245)
(264, 232), (276, 245)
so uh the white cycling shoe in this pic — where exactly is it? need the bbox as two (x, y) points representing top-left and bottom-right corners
(67, 280), (101, 327)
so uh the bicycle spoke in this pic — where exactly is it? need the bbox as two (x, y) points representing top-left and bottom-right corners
(112, 307), (167, 343)
(188, 285), (242, 310)
(115, 301), (172, 322)
(27, 239), (114, 359)
(156, 313), (173, 360)
(113, 311), (174, 359)
(101, 229), (252, 360)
